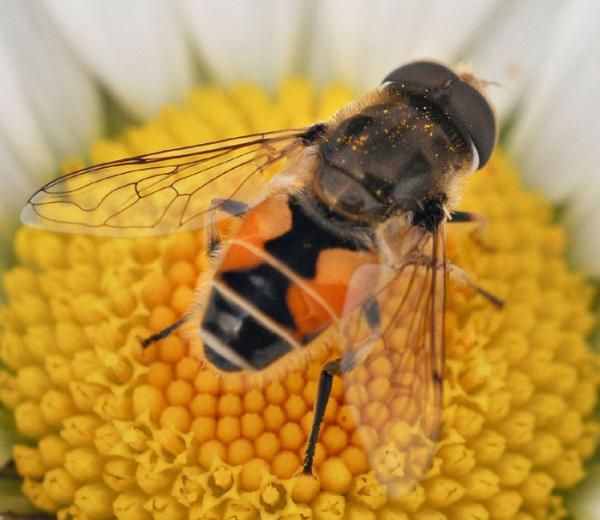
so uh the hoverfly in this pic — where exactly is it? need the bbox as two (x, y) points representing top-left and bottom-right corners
(22, 61), (500, 493)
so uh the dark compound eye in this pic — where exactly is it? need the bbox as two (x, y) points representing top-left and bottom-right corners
(382, 61), (497, 170)
(383, 61), (460, 92)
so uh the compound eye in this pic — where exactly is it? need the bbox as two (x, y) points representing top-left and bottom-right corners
(382, 61), (497, 170)
(447, 79), (496, 169)
(382, 61), (459, 92)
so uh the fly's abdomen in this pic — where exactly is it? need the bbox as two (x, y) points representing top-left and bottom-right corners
(200, 195), (376, 372)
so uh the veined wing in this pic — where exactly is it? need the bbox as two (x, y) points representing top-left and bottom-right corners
(342, 222), (446, 497)
(22, 128), (311, 237)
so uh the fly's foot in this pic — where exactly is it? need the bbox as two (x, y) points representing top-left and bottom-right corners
(296, 469), (318, 480)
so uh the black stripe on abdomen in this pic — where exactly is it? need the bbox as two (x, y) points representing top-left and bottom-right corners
(201, 263), (296, 371)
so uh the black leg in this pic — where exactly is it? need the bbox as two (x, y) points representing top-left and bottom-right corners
(448, 210), (494, 251)
(140, 316), (188, 349)
(474, 284), (504, 308)
(302, 358), (339, 475)
(448, 212), (503, 306)
(447, 263), (504, 308)
(449, 210), (485, 224)
(302, 299), (381, 476)
(207, 198), (248, 256)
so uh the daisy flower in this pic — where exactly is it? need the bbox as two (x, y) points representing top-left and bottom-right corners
(1, 1), (599, 519)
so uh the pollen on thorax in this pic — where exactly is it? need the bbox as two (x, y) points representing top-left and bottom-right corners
(0, 77), (598, 520)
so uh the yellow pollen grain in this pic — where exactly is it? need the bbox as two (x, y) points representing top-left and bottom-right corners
(302, 380), (318, 405)
(198, 440), (226, 470)
(216, 416), (241, 444)
(158, 335), (186, 365)
(168, 260), (197, 286)
(38, 435), (69, 468)
(255, 432), (280, 461)
(319, 457), (353, 494)
(265, 383), (287, 405)
(241, 413), (265, 440)
(264, 404), (287, 432)
(190, 393), (217, 417)
(166, 379), (194, 406)
(175, 356), (201, 381)
(228, 438), (254, 465)
(221, 373), (245, 394)
(340, 446), (368, 475)
(240, 458), (270, 491)
(218, 393), (243, 416)
(0, 77), (598, 520)
(43, 467), (78, 505)
(170, 285), (195, 315)
(284, 394), (308, 421)
(160, 405), (192, 432)
(147, 362), (173, 389)
(132, 384), (166, 423)
(321, 425), (349, 455)
(243, 388), (266, 413)
(193, 369), (221, 394)
(272, 451), (300, 479)
(191, 416), (216, 444)
(279, 422), (305, 452)
(13, 445), (45, 478)
(142, 273), (173, 309)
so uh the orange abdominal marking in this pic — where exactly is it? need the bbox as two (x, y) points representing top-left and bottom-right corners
(218, 196), (292, 272)
(287, 249), (378, 337)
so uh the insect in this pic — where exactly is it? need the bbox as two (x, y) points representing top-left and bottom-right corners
(23, 61), (500, 493)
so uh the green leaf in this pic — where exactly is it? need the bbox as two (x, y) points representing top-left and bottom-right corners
(565, 462), (600, 519)
(0, 476), (37, 516)
(0, 405), (19, 469)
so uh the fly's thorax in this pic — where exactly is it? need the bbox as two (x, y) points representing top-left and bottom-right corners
(313, 95), (475, 223)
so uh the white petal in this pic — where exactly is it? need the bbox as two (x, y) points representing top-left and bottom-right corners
(0, 142), (31, 215)
(44, 0), (195, 118)
(504, 0), (600, 274)
(564, 180), (600, 275)
(309, 0), (499, 89)
(176, 0), (305, 90)
(0, 143), (34, 261)
(464, 0), (565, 120)
(507, 0), (600, 198)
(0, 40), (55, 179)
(0, 1), (101, 181)
(0, 2), (102, 160)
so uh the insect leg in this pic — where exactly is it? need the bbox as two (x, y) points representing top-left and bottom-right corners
(140, 199), (248, 350)
(206, 198), (249, 256)
(407, 253), (503, 308)
(448, 210), (494, 251)
(302, 299), (381, 476)
(140, 316), (188, 349)
(301, 358), (338, 476)
(448, 263), (504, 308)
(449, 210), (485, 224)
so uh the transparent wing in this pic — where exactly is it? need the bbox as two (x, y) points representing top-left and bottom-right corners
(21, 128), (310, 236)
(342, 223), (446, 498)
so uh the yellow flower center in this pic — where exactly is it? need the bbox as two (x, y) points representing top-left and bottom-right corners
(1, 78), (599, 520)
